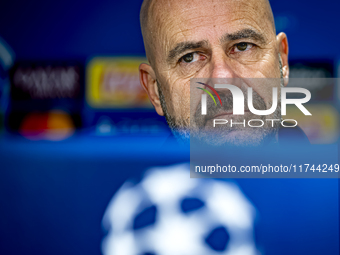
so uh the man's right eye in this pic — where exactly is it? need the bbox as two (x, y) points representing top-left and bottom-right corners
(180, 52), (200, 63)
(182, 53), (194, 62)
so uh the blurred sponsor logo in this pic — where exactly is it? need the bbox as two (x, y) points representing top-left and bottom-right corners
(86, 57), (151, 108)
(19, 110), (75, 141)
(11, 64), (81, 100)
(286, 104), (339, 144)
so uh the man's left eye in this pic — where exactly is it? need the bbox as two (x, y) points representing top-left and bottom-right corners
(234, 42), (253, 52)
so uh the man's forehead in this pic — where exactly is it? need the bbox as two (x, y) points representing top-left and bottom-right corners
(148, 0), (275, 54)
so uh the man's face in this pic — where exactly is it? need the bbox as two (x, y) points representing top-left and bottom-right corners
(140, 0), (289, 145)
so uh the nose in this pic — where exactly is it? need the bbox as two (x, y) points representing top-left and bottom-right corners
(210, 49), (238, 79)
(202, 49), (244, 100)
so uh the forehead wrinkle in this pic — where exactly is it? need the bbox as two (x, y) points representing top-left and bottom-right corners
(229, 8), (271, 28)
(151, 0), (242, 36)
(167, 23), (210, 41)
(141, 0), (276, 68)
(236, 1), (275, 33)
(168, 0), (228, 14)
(242, 11), (271, 31)
(162, 6), (273, 46)
(164, 14), (226, 49)
(220, 28), (267, 45)
(218, 15), (274, 41)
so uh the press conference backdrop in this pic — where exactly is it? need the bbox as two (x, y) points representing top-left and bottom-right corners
(0, 0), (339, 255)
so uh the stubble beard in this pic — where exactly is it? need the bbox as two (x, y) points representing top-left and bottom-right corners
(157, 58), (284, 146)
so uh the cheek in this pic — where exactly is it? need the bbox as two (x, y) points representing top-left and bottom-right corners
(246, 78), (281, 108)
(234, 48), (280, 79)
(161, 75), (192, 118)
(248, 54), (282, 106)
(255, 51), (281, 78)
(172, 79), (192, 118)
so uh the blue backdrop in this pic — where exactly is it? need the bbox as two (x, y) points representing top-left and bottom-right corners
(0, 0), (339, 255)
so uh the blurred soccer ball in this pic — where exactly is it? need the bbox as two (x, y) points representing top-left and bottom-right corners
(102, 164), (259, 255)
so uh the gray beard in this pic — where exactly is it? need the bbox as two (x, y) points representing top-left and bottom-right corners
(157, 57), (284, 146)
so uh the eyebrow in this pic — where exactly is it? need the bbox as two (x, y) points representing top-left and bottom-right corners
(166, 28), (266, 64)
(220, 28), (267, 45)
(167, 40), (209, 64)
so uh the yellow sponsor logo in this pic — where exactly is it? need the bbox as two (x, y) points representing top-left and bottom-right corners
(87, 57), (152, 108)
(286, 104), (339, 144)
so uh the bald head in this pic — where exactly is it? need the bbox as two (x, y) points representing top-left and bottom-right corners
(138, 0), (289, 146)
(140, 0), (276, 66)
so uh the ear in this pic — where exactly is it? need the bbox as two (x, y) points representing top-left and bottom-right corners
(139, 63), (164, 116)
(276, 32), (289, 86)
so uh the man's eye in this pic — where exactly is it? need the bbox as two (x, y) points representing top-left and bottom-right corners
(180, 52), (199, 63)
(183, 53), (193, 62)
(234, 42), (253, 52)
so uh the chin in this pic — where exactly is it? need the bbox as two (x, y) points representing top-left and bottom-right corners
(192, 128), (276, 147)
